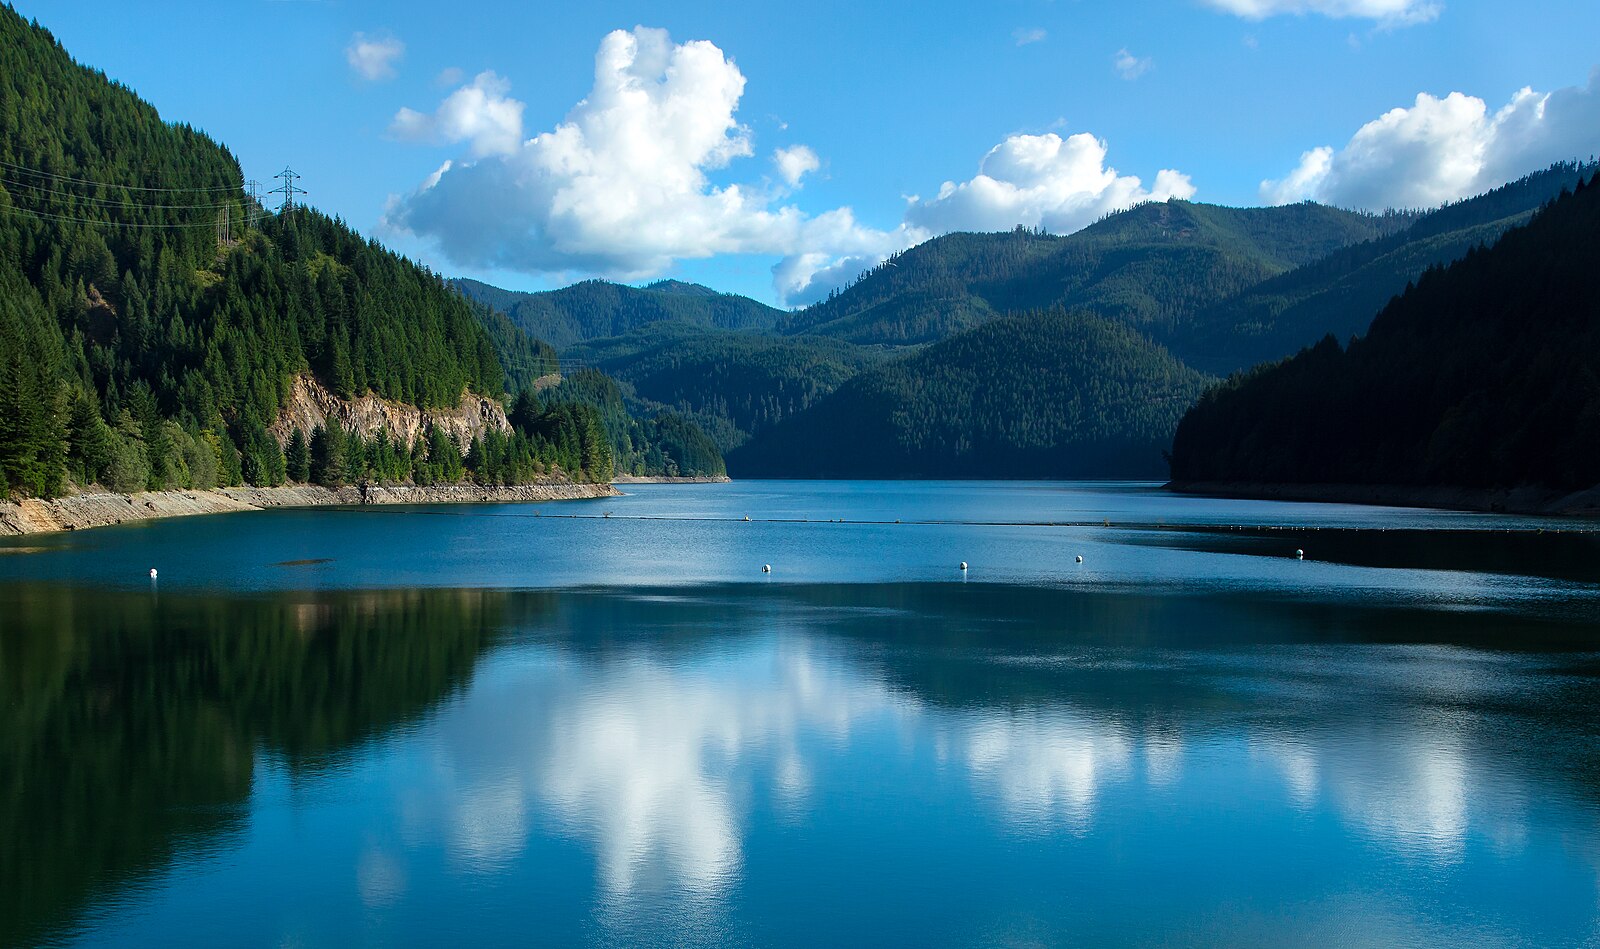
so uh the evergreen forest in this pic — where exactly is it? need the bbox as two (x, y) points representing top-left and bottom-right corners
(0, 7), (718, 498)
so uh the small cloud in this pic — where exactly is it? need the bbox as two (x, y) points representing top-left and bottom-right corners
(435, 66), (465, 88)
(1243, 33), (1260, 49)
(904, 130), (1197, 237)
(1199, 0), (1441, 27)
(1114, 48), (1153, 80)
(773, 145), (821, 187)
(390, 70), (525, 158)
(1013, 27), (1047, 46)
(346, 31), (404, 82)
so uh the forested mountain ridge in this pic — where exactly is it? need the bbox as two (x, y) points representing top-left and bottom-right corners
(457, 166), (1592, 481)
(1168, 162), (1598, 374)
(1168, 174), (1600, 494)
(0, 6), (722, 497)
(778, 201), (1412, 346)
(567, 322), (883, 451)
(452, 276), (787, 349)
(729, 309), (1211, 478)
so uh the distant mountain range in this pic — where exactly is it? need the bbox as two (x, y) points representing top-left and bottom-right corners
(458, 161), (1595, 479)
(452, 277), (786, 349)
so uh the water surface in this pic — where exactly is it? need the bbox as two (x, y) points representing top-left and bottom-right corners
(2, 482), (1597, 947)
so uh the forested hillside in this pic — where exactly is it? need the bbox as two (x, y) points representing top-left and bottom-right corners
(453, 276), (786, 349)
(1168, 175), (1600, 492)
(729, 309), (1211, 478)
(568, 322), (881, 451)
(530, 369), (726, 478)
(456, 167), (1593, 481)
(780, 202), (1411, 346)
(0, 7), (721, 497)
(1168, 162), (1598, 374)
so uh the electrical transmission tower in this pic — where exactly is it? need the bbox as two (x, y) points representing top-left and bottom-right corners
(245, 179), (264, 227)
(268, 165), (306, 212)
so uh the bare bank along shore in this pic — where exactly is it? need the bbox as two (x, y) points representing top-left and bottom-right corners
(0, 482), (624, 537)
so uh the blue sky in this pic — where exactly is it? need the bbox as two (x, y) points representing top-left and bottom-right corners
(15, 0), (1599, 304)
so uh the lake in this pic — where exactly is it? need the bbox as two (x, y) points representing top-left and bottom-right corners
(2, 481), (1598, 947)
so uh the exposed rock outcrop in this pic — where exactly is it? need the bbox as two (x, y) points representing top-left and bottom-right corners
(268, 375), (510, 451)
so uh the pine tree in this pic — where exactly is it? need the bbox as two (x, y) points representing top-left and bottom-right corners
(285, 428), (310, 482)
(309, 424), (347, 488)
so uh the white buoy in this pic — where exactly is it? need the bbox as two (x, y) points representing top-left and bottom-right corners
(1295, 549), (1305, 560)
(1075, 555), (1083, 564)
(149, 568), (158, 579)
(960, 561), (968, 571)
(762, 564), (772, 573)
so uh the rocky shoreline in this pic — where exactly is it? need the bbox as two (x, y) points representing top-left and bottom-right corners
(1167, 481), (1600, 517)
(612, 474), (732, 484)
(0, 481), (620, 537)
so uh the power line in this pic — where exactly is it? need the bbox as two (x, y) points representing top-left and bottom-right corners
(0, 176), (237, 211)
(0, 157), (240, 194)
(0, 203), (218, 229)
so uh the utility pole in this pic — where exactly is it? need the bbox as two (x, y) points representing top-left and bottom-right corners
(268, 165), (306, 212)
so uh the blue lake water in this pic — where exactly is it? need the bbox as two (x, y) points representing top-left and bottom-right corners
(2, 481), (1598, 946)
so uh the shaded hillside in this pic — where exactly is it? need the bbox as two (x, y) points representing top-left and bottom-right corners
(1170, 162), (1599, 374)
(568, 322), (882, 451)
(453, 276), (786, 349)
(781, 201), (1409, 346)
(730, 309), (1211, 479)
(1169, 176), (1600, 492)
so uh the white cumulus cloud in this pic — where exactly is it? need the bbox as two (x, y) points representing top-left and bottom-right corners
(1261, 68), (1600, 209)
(773, 145), (820, 187)
(1114, 48), (1153, 80)
(389, 71), (526, 159)
(346, 32), (405, 82)
(905, 131), (1196, 236)
(1013, 27), (1048, 46)
(385, 27), (912, 306)
(1201, 0), (1441, 24)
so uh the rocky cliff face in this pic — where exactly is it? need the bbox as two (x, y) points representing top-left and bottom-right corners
(269, 375), (511, 450)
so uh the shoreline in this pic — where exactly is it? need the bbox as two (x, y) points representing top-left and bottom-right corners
(1166, 481), (1600, 517)
(0, 481), (620, 537)
(612, 474), (731, 484)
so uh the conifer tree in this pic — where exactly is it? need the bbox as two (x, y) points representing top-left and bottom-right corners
(285, 428), (310, 483)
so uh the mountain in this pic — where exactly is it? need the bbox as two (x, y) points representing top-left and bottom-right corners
(567, 322), (882, 451)
(0, 6), (709, 496)
(1168, 162), (1599, 374)
(780, 201), (1413, 347)
(1168, 174), (1600, 494)
(530, 368), (726, 478)
(729, 309), (1211, 478)
(452, 276), (787, 349)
